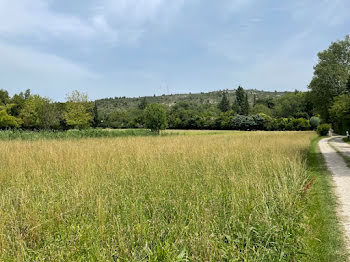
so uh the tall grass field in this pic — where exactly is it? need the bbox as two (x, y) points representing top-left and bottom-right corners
(0, 131), (341, 261)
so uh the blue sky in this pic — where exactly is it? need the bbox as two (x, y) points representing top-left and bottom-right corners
(0, 0), (349, 101)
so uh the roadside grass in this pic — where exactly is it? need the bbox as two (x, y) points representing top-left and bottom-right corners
(0, 131), (316, 261)
(302, 137), (348, 261)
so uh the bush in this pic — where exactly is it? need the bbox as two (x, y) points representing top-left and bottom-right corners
(310, 116), (321, 130)
(317, 124), (331, 136)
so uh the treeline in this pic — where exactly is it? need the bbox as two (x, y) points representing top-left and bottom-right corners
(0, 90), (96, 130)
(1, 35), (349, 134)
(96, 86), (318, 131)
(0, 86), (316, 132)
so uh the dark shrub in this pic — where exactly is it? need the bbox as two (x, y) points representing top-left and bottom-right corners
(317, 124), (331, 136)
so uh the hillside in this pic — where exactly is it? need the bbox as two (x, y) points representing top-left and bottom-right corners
(96, 89), (292, 114)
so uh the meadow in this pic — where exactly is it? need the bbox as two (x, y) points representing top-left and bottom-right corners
(0, 131), (344, 261)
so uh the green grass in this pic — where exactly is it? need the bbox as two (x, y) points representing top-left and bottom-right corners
(302, 137), (348, 261)
(0, 132), (347, 261)
(0, 129), (154, 141)
(0, 132), (315, 261)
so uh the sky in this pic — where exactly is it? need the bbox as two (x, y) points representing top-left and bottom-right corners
(0, 0), (349, 101)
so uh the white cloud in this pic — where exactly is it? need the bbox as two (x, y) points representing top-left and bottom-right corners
(0, 0), (95, 39)
(0, 41), (96, 77)
(0, 0), (185, 44)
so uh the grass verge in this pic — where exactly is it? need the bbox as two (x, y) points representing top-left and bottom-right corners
(303, 137), (348, 261)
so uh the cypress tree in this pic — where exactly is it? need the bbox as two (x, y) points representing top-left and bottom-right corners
(218, 92), (230, 112)
(138, 97), (148, 110)
(235, 86), (245, 114)
(243, 94), (250, 116)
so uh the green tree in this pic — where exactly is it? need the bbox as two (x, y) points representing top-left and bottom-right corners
(0, 89), (10, 105)
(20, 95), (56, 129)
(0, 104), (22, 129)
(251, 104), (272, 116)
(242, 94), (250, 115)
(143, 104), (168, 134)
(273, 92), (310, 118)
(329, 94), (350, 134)
(218, 92), (230, 112)
(138, 97), (148, 110)
(64, 91), (93, 129)
(234, 86), (247, 114)
(309, 35), (350, 121)
(92, 101), (99, 128)
(24, 89), (31, 99)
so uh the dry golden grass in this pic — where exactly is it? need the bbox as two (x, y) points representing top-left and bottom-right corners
(0, 131), (314, 261)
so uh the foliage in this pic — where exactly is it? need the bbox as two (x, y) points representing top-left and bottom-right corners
(19, 95), (59, 129)
(273, 92), (312, 118)
(317, 124), (331, 136)
(0, 89), (10, 105)
(234, 86), (246, 114)
(310, 116), (321, 130)
(329, 95), (350, 135)
(0, 104), (22, 129)
(309, 35), (350, 121)
(251, 104), (272, 116)
(138, 97), (148, 110)
(64, 91), (93, 129)
(143, 104), (168, 133)
(242, 94), (250, 115)
(218, 92), (230, 112)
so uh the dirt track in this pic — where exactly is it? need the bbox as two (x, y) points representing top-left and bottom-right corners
(319, 137), (350, 244)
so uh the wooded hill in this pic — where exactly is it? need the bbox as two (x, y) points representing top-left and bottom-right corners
(96, 89), (291, 114)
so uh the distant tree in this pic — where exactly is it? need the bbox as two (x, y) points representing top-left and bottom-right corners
(255, 97), (275, 109)
(0, 104), (22, 129)
(242, 94), (250, 115)
(24, 89), (31, 100)
(253, 94), (257, 106)
(0, 89), (10, 105)
(234, 86), (246, 114)
(309, 35), (350, 121)
(218, 92), (230, 112)
(138, 97), (148, 110)
(143, 104), (168, 134)
(92, 101), (99, 128)
(251, 104), (272, 116)
(20, 95), (56, 129)
(64, 91), (93, 129)
(273, 93), (309, 118)
(9, 92), (25, 117)
(235, 86), (245, 110)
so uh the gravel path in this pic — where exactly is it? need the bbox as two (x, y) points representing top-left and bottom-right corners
(331, 137), (350, 159)
(319, 136), (350, 243)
